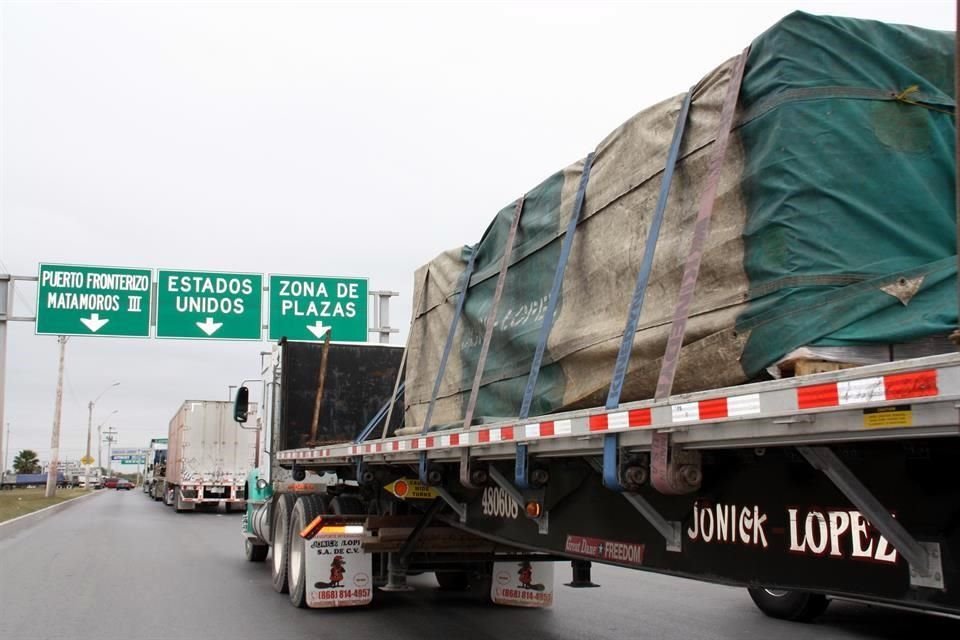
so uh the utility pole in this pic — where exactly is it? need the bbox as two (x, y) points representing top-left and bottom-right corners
(45, 336), (68, 498)
(3, 423), (9, 475)
(86, 402), (93, 487)
(104, 427), (117, 476)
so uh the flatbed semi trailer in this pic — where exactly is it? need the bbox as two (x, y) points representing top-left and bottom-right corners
(236, 11), (959, 622)
(272, 353), (958, 618)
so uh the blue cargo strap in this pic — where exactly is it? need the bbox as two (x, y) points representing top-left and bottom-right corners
(355, 383), (405, 444)
(519, 152), (596, 420)
(463, 194), (526, 429)
(606, 90), (693, 411)
(421, 244), (480, 434)
(602, 91), (692, 493)
(381, 272), (429, 439)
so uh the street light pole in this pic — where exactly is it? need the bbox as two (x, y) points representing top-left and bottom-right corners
(85, 382), (119, 487)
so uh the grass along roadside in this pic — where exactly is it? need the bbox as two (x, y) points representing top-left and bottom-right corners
(0, 488), (94, 523)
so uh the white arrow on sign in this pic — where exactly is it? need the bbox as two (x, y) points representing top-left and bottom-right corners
(306, 321), (331, 339)
(80, 313), (110, 333)
(196, 317), (223, 336)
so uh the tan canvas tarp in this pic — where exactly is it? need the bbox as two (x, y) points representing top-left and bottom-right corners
(404, 56), (751, 430)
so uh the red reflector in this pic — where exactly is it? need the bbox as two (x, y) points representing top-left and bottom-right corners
(628, 408), (652, 427)
(501, 426), (514, 441)
(798, 383), (839, 409)
(588, 415), (608, 432)
(450, 434), (460, 446)
(698, 398), (728, 420)
(884, 370), (938, 400)
(540, 422), (555, 437)
(478, 430), (490, 443)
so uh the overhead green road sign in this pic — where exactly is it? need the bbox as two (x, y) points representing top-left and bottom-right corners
(157, 270), (263, 340)
(269, 274), (367, 342)
(36, 263), (152, 337)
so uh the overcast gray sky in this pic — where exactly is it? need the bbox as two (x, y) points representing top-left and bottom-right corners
(0, 0), (954, 468)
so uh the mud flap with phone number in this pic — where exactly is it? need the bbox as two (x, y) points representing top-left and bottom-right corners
(305, 533), (373, 608)
(491, 561), (554, 608)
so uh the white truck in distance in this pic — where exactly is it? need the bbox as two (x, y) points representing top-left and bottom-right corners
(163, 400), (257, 513)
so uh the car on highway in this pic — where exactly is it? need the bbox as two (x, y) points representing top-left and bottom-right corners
(103, 477), (119, 489)
(115, 479), (133, 491)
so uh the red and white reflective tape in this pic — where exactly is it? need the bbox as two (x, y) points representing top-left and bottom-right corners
(671, 393), (761, 423)
(274, 366), (946, 463)
(588, 409), (653, 431)
(797, 370), (937, 410)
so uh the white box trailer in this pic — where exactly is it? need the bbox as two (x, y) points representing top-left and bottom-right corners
(164, 400), (257, 513)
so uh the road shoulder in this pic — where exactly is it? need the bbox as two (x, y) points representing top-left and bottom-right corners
(0, 489), (105, 540)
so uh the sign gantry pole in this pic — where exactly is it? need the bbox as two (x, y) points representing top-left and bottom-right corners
(0, 275), (8, 479)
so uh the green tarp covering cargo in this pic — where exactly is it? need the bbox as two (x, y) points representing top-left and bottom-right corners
(403, 11), (956, 431)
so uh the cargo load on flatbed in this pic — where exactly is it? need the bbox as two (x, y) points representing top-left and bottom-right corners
(404, 11), (957, 429)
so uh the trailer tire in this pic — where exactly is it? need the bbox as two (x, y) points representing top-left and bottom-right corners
(245, 538), (269, 562)
(747, 588), (829, 622)
(288, 495), (327, 608)
(271, 494), (296, 594)
(163, 483), (174, 507)
(435, 571), (470, 591)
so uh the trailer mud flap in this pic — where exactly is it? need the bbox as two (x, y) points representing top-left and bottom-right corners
(305, 532), (373, 608)
(491, 561), (554, 608)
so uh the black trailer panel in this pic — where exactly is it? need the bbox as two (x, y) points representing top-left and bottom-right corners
(279, 341), (403, 448)
(435, 439), (959, 615)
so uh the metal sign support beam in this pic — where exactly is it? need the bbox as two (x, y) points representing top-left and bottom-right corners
(0, 274), (38, 477)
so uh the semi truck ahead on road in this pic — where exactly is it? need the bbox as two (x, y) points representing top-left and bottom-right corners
(144, 438), (168, 500)
(164, 401), (257, 513)
(235, 12), (958, 622)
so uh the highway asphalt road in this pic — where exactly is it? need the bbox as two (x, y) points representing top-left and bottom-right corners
(1, 489), (957, 640)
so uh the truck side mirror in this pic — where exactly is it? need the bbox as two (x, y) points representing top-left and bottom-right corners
(233, 386), (250, 423)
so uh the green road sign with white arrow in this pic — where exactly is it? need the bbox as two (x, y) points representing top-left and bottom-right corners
(36, 263), (152, 337)
(156, 269), (263, 340)
(268, 274), (367, 342)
